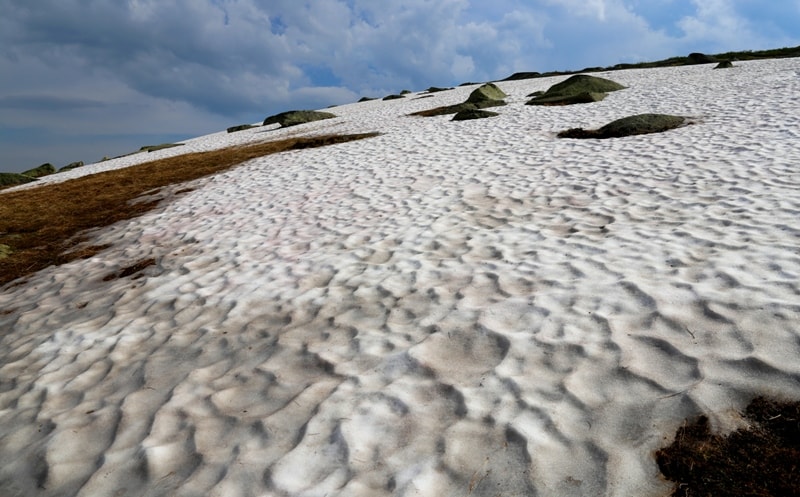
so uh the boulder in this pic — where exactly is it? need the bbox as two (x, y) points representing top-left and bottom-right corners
(527, 74), (625, 106)
(533, 91), (608, 106)
(714, 60), (734, 69)
(262, 110), (336, 127)
(227, 124), (258, 133)
(382, 94), (405, 101)
(410, 100), (506, 117)
(0, 172), (38, 187)
(400, 90), (412, 95)
(452, 109), (500, 121)
(466, 83), (507, 104)
(425, 86), (452, 93)
(501, 72), (541, 81)
(59, 161), (84, 172)
(140, 143), (183, 152)
(22, 163), (56, 178)
(558, 113), (687, 139)
(358, 96), (376, 102)
(688, 52), (716, 64)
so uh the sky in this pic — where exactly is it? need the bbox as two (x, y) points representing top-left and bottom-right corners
(1, 0), (799, 173)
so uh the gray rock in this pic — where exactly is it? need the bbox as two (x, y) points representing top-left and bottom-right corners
(527, 74), (625, 106)
(227, 124), (258, 133)
(21, 163), (56, 178)
(262, 110), (336, 127)
(410, 100), (506, 117)
(452, 109), (500, 121)
(502, 72), (541, 81)
(688, 52), (716, 64)
(466, 83), (507, 104)
(59, 161), (84, 172)
(558, 113), (687, 139)
(140, 143), (183, 152)
(0, 172), (38, 187)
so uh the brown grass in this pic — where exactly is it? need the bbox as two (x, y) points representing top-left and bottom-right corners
(0, 132), (379, 288)
(656, 396), (800, 497)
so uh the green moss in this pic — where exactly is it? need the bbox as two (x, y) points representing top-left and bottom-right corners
(0, 244), (12, 259)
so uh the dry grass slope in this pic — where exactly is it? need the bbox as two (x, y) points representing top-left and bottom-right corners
(0, 132), (379, 288)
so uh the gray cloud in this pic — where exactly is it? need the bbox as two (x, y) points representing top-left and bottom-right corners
(0, 95), (106, 111)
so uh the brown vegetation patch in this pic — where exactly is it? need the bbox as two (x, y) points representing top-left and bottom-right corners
(656, 396), (800, 497)
(0, 132), (379, 287)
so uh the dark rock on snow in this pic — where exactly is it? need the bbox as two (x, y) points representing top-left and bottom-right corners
(466, 83), (507, 104)
(262, 110), (337, 127)
(527, 74), (625, 106)
(140, 143), (183, 152)
(21, 163), (56, 178)
(452, 109), (500, 121)
(501, 72), (541, 81)
(59, 161), (84, 172)
(558, 113), (687, 139)
(0, 172), (38, 187)
(227, 124), (258, 133)
(688, 52), (717, 64)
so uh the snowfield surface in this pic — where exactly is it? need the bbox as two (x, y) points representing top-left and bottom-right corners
(2, 58), (800, 497)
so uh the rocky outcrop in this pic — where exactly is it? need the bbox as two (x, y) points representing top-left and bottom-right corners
(425, 87), (453, 93)
(466, 83), (507, 104)
(263, 110), (336, 127)
(714, 60), (734, 69)
(227, 124), (258, 133)
(140, 143), (183, 152)
(0, 172), (38, 188)
(501, 72), (541, 81)
(383, 94), (405, 101)
(59, 161), (84, 172)
(557, 114), (687, 139)
(452, 109), (500, 121)
(22, 163), (56, 178)
(411, 83), (507, 117)
(688, 52), (717, 64)
(527, 74), (625, 106)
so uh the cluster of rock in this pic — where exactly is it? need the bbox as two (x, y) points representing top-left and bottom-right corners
(409, 82), (507, 120)
(407, 71), (695, 138)
(225, 110), (338, 135)
(0, 160), (88, 188)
